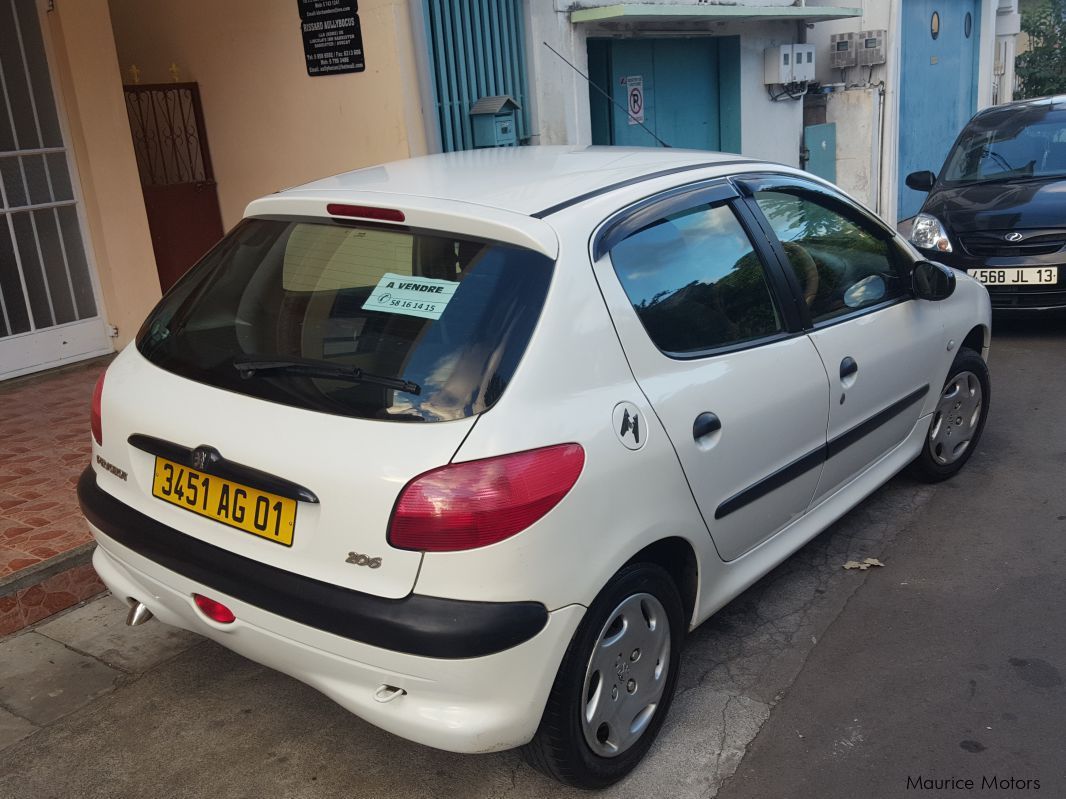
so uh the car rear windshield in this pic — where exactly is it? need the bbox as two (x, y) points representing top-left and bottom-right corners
(942, 107), (1066, 185)
(136, 218), (554, 422)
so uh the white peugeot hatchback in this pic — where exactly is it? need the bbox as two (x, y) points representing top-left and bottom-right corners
(80, 147), (991, 788)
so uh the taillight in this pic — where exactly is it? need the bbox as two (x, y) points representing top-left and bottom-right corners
(388, 444), (585, 552)
(193, 594), (236, 624)
(90, 371), (105, 445)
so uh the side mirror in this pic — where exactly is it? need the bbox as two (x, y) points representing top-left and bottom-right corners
(843, 274), (887, 308)
(905, 170), (937, 192)
(913, 261), (956, 301)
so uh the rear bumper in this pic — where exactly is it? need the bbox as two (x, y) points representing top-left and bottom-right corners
(77, 467), (547, 658)
(79, 468), (585, 752)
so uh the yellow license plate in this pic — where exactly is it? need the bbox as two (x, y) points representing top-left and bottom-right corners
(151, 457), (297, 546)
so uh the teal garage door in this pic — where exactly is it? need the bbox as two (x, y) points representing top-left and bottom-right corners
(588, 37), (740, 152)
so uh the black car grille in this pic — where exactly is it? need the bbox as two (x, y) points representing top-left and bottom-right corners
(988, 286), (1066, 309)
(959, 230), (1066, 258)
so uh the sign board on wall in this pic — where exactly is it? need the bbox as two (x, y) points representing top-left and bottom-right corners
(297, 0), (365, 76)
(298, 0), (356, 17)
(625, 75), (644, 125)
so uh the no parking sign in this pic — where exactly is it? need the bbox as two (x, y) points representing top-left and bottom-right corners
(624, 75), (644, 125)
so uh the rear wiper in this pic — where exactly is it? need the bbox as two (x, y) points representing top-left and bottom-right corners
(233, 355), (421, 396)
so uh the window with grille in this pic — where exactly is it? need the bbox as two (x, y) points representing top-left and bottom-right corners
(421, 0), (531, 152)
(0, 0), (97, 341)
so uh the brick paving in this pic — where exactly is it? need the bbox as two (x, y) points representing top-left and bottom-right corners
(0, 357), (112, 634)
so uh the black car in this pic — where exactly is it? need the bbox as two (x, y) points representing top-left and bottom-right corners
(905, 95), (1066, 312)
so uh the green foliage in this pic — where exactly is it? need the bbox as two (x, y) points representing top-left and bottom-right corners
(1016, 0), (1066, 98)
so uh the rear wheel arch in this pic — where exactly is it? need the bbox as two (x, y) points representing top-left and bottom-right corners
(623, 537), (699, 628)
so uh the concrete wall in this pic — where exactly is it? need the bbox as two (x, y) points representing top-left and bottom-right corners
(527, 5), (805, 166)
(736, 21), (804, 165)
(108, 0), (428, 229)
(42, 0), (160, 347)
(825, 88), (880, 209)
(807, 2), (897, 219)
(526, 1), (593, 146)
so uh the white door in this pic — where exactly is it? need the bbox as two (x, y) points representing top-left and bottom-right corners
(592, 188), (830, 562)
(749, 184), (944, 504)
(0, 0), (110, 380)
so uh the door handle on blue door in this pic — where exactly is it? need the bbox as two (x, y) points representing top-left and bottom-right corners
(693, 412), (722, 440)
(840, 356), (858, 380)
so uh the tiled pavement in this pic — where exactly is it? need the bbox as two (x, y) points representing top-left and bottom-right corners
(0, 357), (112, 635)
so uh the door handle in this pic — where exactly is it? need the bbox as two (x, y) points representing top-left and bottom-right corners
(693, 412), (722, 440)
(840, 356), (858, 380)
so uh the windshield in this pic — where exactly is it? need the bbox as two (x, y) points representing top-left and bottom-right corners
(941, 108), (1066, 185)
(137, 218), (554, 422)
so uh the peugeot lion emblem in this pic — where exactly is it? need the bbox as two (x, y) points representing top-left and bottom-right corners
(1004, 232), (1024, 242)
(192, 447), (209, 471)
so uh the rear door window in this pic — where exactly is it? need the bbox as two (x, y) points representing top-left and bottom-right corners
(609, 203), (783, 355)
(137, 219), (554, 422)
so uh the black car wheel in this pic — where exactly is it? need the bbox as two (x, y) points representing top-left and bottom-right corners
(522, 563), (685, 789)
(909, 347), (990, 482)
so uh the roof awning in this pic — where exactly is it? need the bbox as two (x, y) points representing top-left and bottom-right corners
(571, 4), (862, 24)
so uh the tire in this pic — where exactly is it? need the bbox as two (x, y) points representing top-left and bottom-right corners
(908, 347), (990, 483)
(521, 563), (685, 789)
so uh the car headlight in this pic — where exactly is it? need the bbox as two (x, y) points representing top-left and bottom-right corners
(910, 213), (953, 253)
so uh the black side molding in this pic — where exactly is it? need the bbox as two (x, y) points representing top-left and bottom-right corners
(128, 434), (319, 504)
(78, 468), (548, 659)
(826, 384), (930, 459)
(715, 446), (825, 520)
(715, 384), (930, 520)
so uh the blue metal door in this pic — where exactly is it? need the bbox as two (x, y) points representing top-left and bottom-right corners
(898, 0), (979, 220)
(804, 123), (837, 183)
(592, 38), (729, 150)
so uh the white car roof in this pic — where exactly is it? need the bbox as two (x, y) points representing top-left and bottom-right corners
(279, 145), (757, 217)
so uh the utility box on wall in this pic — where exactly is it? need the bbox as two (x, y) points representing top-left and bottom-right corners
(830, 33), (857, 69)
(470, 95), (521, 148)
(763, 44), (815, 84)
(857, 30), (887, 67)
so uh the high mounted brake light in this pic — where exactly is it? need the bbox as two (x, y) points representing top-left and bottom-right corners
(326, 203), (406, 223)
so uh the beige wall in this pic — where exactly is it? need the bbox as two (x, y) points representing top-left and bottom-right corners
(43, 0), (161, 348)
(108, 0), (429, 230)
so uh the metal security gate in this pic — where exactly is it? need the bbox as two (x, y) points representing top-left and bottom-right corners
(0, 0), (109, 379)
(422, 0), (531, 152)
(123, 83), (223, 292)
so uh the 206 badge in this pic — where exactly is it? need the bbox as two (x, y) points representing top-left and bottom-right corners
(346, 552), (382, 569)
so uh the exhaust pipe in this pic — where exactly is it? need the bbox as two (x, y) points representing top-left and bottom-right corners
(125, 600), (154, 627)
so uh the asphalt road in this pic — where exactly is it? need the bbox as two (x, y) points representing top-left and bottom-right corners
(0, 318), (1062, 799)
(717, 317), (1066, 799)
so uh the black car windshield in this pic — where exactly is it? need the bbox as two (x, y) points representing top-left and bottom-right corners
(137, 218), (554, 422)
(941, 107), (1066, 186)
